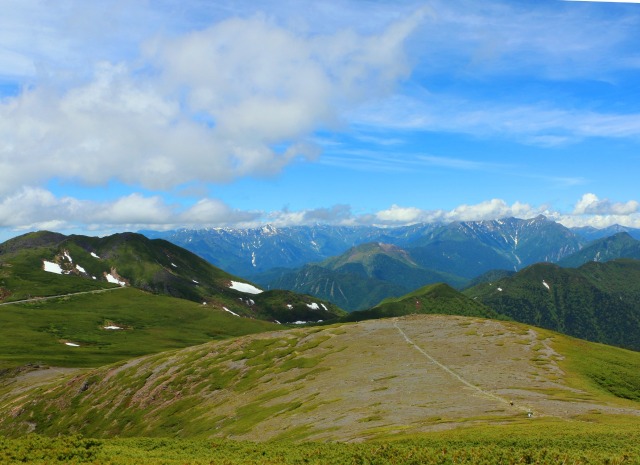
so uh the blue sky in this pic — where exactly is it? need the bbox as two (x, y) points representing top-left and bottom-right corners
(2, 0), (640, 240)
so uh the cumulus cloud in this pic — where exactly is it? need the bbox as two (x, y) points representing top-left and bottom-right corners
(0, 11), (422, 196)
(180, 199), (260, 226)
(445, 199), (542, 222)
(573, 193), (639, 215)
(376, 204), (424, 223)
(90, 193), (174, 225)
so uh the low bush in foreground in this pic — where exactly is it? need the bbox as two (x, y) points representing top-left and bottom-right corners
(1, 417), (638, 464)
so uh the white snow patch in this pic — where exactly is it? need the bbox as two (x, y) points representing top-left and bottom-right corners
(321, 303), (328, 311)
(192, 279), (199, 284)
(497, 287), (503, 292)
(64, 251), (73, 262)
(287, 304), (294, 310)
(291, 321), (308, 325)
(542, 280), (550, 290)
(43, 260), (64, 274)
(103, 325), (122, 330)
(229, 281), (263, 294)
(171, 262), (177, 268)
(275, 320), (282, 325)
(76, 264), (86, 274)
(306, 302), (320, 310)
(91, 252), (100, 259)
(223, 307), (240, 317)
(65, 342), (80, 347)
(251, 251), (257, 267)
(106, 273), (126, 286)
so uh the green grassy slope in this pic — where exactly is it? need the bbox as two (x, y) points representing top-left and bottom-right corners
(558, 232), (640, 267)
(0, 231), (248, 304)
(0, 287), (279, 370)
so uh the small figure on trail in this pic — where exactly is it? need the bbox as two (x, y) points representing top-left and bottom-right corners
(509, 401), (514, 406)
(527, 411), (533, 418)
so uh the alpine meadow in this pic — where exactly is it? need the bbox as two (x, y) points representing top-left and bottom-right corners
(2, 1), (640, 464)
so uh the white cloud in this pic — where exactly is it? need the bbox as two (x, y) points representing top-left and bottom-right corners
(0, 187), (82, 230)
(376, 204), (423, 223)
(573, 193), (639, 215)
(180, 199), (260, 226)
(445, 199), (544, 223)
(90, 193), (174, 225)
(0, 11), (422, 196)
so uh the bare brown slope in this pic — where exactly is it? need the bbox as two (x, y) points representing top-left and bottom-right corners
(1, 315), (638, 442)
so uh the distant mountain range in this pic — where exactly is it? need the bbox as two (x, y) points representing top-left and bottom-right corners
(144, 216), (640, 311)
(571, 224), (640, 242)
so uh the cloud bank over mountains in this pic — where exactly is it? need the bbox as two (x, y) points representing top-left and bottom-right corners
(2, 189), (638, 237)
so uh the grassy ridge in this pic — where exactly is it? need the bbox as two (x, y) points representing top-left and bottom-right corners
(2, 315), (638, 441)
(0, 287), (279, 369)
(1, 418), (639, 464)
(343, 283), (502, 322)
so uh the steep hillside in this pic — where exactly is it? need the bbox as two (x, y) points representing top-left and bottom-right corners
(464, 259), (640, 351)
(0, 231), (247, 303)
(558, 232), (640, 267)
(409, 215), (584, 277)
(0, 231), (345, 327)
(322, 242), (463, 288)
(1, 315), (638, 442)
(464, 269), (516, 288)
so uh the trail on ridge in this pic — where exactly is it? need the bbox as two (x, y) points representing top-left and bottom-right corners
(393, 319), (531, 414)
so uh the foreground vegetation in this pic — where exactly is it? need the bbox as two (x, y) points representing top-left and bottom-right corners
(1, 417), (638, 464)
